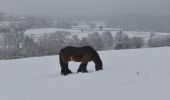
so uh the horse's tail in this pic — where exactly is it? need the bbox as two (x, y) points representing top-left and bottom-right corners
(59, 49), (72, 75)
(59, 50), (65, 69)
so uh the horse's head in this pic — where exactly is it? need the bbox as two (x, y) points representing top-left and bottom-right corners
(95, 58), (103, 71)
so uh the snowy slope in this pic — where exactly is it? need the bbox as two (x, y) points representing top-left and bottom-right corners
(0, 47), (170, 100)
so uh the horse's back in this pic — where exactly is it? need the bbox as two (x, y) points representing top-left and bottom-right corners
(60, 46), (95, 62)
(60, 46), (97, 55)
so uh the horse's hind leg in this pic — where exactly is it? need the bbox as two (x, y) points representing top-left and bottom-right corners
(61, 61), (72, 75)
(77, 62), (88, 73)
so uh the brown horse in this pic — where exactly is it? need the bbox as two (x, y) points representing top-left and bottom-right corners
(59, 46), (103, 75)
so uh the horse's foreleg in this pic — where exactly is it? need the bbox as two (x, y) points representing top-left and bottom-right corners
(77, 63), (88, 73)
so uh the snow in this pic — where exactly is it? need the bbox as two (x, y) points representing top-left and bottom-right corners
(25, 28), (170, 40)
(0, 47), (170, 100)
(0, 21), (11, 27)
(25, 28), (90, 40)
(25, 28), (81, 35)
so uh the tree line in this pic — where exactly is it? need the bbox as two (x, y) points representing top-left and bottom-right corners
(0, 25), (170, 60)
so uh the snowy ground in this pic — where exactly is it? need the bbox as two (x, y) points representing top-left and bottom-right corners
(0, 47), (170, 100)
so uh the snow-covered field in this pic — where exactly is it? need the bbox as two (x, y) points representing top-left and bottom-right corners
(25, 28), (170, 40)
(0, 47), (170, 100)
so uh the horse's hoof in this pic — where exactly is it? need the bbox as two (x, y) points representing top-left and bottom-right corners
(61, 70), (72, 76)
(96, 68), (103, 71)
(77, 69), (81, 73)
(77, 71), (80, 73)
(61, 72), (72, 76)
(77, 70), (88, 73)
(82, 70), (88, 73)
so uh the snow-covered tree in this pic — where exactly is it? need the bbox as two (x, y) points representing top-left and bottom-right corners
(0, 25), (25, 59)
(67, 34), (81, 46)
(22, 36), (37, 57)
(101, 31), (114, 50)
(148, 37), (162, 47)
(80, 37), (89, 46)
(87, 32), (104, 50)
(54, 31), (70, 42)
(115, 30), (124, 42)
(148, 36), (170, 47)
(131, 37), (144, 48)
(37, 33), (50, 55)
(10, 23), (26, 49)
(0, 27), (11, 59)
(165, 37), (170, 46)
(121, 34), (131, 49)
(114, 31), (131, 49)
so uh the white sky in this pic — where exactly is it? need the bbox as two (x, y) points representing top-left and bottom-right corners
(0, 0), (170, 16)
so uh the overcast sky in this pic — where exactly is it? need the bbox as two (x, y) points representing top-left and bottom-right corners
(0, 0), (170, 16)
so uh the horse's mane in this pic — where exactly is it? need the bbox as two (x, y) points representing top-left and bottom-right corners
(83, 46), (102, 67)
(83, 46), (100, 59)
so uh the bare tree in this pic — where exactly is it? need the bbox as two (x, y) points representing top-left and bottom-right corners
(0, 27), (11, 59)
(9, 22), (26, 57)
